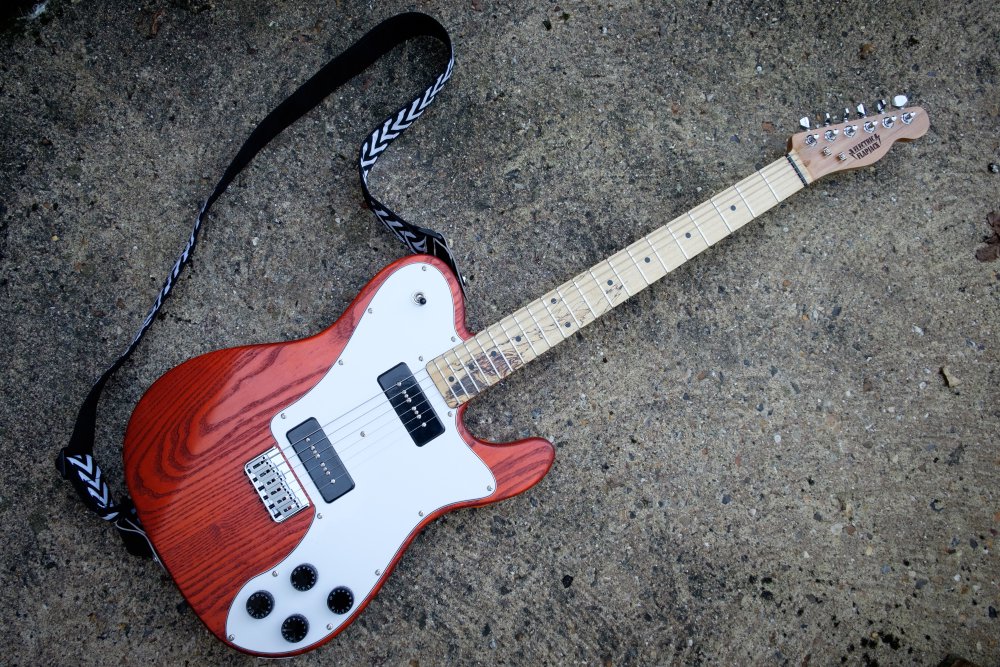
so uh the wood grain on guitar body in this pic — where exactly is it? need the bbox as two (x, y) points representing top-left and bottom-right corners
(122, 101), (928, 656)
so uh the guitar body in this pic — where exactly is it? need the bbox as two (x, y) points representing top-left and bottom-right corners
(123, 254), (555, 657)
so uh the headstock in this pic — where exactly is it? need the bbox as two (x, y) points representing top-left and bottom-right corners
(788, 95), (929, 183)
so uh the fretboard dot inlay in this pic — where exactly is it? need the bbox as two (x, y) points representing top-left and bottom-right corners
(607, 279), (613, 285)
(644, 257), (651, 263)
(515, 336), (522, 342)
(685, 232), (692, 238)
(550, 298), (557, 303)
(730, 204), (737, 211)
(564, 322), (571, 327)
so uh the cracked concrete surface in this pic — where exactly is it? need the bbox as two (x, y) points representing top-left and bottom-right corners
(1, 1), (998, 665)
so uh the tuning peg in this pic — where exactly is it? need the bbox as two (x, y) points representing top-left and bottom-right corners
(823, 112), (832, 126)
(856, 103), (867, 118)
(842, 108), (852, 122)
(876, 99), (887, 113)
(892, 94), (908, 108)
(799, 116), (811, 130)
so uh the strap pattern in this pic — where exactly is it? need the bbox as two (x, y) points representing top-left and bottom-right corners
(56, 13), (460, 559)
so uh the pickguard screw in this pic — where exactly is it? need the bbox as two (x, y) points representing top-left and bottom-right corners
(418, 356), (424, 361)
(280, 413), (286, 419)
(487, 485), (493, 492)
(368, 307), (373, 314)
(448, 411), (453, 417)
(338, 360), (344, 366)
(421, 266), (427, 271)
(326, 624), (333, 631)
(375, 569), (382, 576)
(228, 634), (235, 641)
(317, 513), (323, 520)
(451, 336), (457, 342)
(272, 570), (278, 577)
(360, 431), (366, 437)
(418, 510), (424, 517)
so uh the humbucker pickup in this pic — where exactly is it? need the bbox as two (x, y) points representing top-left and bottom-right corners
(244, 447), (309, 522)
(377, 362), (445, 447)
(287, 418), (356, 504)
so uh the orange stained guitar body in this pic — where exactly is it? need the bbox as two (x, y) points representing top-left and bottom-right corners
(123, 254), (555, 656)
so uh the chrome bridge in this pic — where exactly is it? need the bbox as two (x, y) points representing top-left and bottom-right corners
(245, 447), (309, 522)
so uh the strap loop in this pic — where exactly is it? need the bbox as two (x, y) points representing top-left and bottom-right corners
(57, 12), (461, 558)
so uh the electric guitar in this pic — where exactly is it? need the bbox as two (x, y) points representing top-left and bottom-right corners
(123, 99), (929, 656)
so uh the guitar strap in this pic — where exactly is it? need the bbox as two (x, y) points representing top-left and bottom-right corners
(54, 12), (462, 560)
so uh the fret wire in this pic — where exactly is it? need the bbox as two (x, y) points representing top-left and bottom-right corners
(472, 333), (503, 380)
(453, 345), (482, 392)
(497, 319), (528, 364)
(606, 259), (633, 296)
(482, 327), (515, 374)
(431, 357), (462, 404)
(624, 246), (651, 286)
(445, 355), (478, 397)
(510, 312), (542, 355)
(758, 169), (780, 202)
(643, 236), (670, 272)
(667, 225), (690, 259)
(687, 211), (710, 246)
(733, 183), (756, 216)
(709, 197), (732, 232)
(539, 295), (568, 337)
(524, 305), (554, 346)
(570, 275), (598, 318)
(588, 268), (615, 307)
(556, 286), (584, 327)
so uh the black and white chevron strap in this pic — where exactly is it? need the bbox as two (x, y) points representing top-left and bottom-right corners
(57, 13), (463, 559)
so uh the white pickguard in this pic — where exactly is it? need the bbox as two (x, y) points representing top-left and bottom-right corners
(225, 262), (495, 655)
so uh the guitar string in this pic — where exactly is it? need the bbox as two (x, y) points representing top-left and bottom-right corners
(266, 161), (806, 491)
(267, 161), (806, 489)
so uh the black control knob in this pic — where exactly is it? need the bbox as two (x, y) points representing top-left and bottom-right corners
(290, 564), (318, 591)
(281, 614), (309, 643)
(327, 586), (355, 615)
(245, 591), (274, 619)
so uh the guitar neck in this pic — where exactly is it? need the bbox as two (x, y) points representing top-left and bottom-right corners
(427, 153), (811, 408)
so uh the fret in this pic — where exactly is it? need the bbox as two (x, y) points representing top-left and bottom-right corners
(452, 346), (483, 392)
(570, 275), (598, 319)
(588, 268), (615, 307)
(510, 311), (543, 355)
(431, 357), (463, 404)
(667, 224), (690, 259)
(556, 286), (584, 328)
(606, 258), (633, 297)
(642, 236), (670, 274)
(498, 318), (531, 363)
(482, 327), (515, 374)
(625, 245), (653, 285)
(539, 293), (569, 334)
(523, 304), (555, 346)
(709, 197), (733, 232)
(444, 353), (478, 398)
(674, 219), (709, 257)
(427, 155), (807, 408)
(687, 211), (710, 247)
(471, 334), (503, 380)
(758, 168), (780, 203)
(733, 183), (755, 216)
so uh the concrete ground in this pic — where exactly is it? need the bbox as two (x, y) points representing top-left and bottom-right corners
(1, 1), (997, 665)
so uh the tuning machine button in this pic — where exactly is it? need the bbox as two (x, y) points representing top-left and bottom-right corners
(892, 94), (908, 108)
(246, 591), (275, 619)
(876, 99), (887, 113)
(281, 614), (309, 643)
(290, 564), (318, 591)
(327, 586), (355, 615)
(856, 103), (867, 118)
